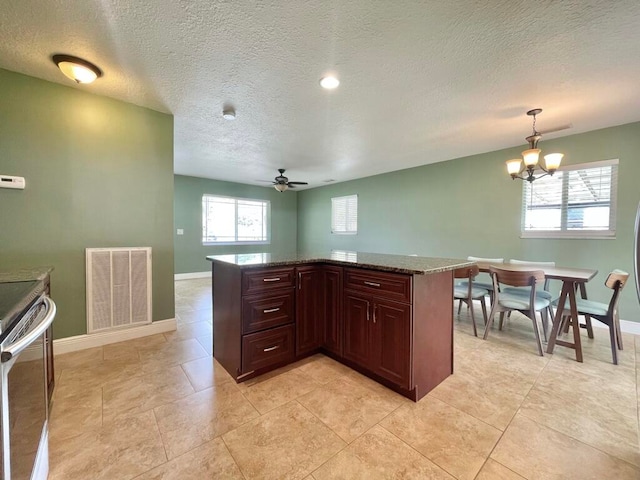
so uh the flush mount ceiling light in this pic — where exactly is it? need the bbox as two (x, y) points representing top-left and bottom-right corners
(505, 109), (564, 183)
(52, 54), (102, 84)
(319, 75), (340, 90)
(222, 108), (236, 120)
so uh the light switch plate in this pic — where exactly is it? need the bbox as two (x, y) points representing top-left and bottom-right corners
(177, 229), (184, 235)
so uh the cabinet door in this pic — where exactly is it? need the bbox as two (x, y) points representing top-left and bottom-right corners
(323, 266), (343, 356)
(296, 267), (323, 356)
(371, 299), (411, 388)
(343, 293), (370, 367)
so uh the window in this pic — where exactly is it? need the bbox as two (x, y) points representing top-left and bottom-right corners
(521, 159), (618, 238)
(202, 195), (270, 245)
(331, 195), (358, 234)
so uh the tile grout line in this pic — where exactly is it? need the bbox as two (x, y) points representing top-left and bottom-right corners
(469, 343), (552, 480)
(220, 430), (249, 480)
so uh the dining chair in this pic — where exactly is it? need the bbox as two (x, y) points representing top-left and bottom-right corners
(457, 256), (504, 314)
(453, 265), (489, 337)
(502, 259), (557, 339)
(553, 270), (629, 365)
(483, 267), (550, 356)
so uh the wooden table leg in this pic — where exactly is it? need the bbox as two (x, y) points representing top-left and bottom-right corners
(578, 282), (594, 339)
(546, 281), (584, 362)
(546, 282), (569, 354)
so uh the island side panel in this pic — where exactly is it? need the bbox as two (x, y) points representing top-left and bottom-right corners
(412, 270), (454, 401)
(212, 261), (242, 379)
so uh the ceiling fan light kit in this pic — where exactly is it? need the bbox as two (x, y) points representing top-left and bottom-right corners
(271, 168), (308, 192)
(52, 54), (102, 84)
(505, 108), (564, 183)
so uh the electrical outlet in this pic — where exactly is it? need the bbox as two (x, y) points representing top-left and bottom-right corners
(177, 229), (184, 235)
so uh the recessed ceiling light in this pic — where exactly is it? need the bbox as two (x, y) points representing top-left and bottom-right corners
(320, 76), (340, 90)
(52, 54), (102, 84)
(222, 108), (236, 120)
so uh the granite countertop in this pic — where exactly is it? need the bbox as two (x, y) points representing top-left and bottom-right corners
(0, 266), (54, 283)
(207, 252), (471, 275)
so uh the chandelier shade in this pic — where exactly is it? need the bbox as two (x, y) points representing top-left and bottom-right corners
(506, 109), (563, 183)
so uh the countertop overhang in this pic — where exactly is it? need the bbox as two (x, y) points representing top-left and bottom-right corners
(206, 252), (471, 275)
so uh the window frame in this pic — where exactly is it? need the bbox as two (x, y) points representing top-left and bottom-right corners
(520, 159), (618, 239)
(331, 194), (358, 235)
(202, 194), (271, 246)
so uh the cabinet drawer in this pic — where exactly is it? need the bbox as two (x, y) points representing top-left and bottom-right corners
(345, 268), (412, 303)
(242, 268), (295, 295)
(242, 292), (294, 334)
(242, 325), (294, 373)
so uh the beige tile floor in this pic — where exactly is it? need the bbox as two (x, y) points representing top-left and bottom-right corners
(48, 278), (640, 479)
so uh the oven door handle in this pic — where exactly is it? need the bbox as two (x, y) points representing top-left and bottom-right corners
(1, 296), (56, 363)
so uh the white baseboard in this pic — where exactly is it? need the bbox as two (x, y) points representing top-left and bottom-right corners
(175, 271), (210, 280)
(592, 318), (640, 335)
(53, 318), (177, 356)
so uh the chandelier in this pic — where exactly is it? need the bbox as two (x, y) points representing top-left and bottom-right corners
(506, 109), (563, 182)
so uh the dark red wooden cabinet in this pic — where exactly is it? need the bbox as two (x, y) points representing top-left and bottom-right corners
(343, 293), (371, 366)
(212, 260), (453, 401)
(371, 299), (411, 387)
(344, 268), (412, 389)
(295, 266), (323, 356)
(322, 265), (343, 356)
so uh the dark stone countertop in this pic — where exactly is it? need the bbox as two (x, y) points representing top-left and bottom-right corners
(206, 252), (471, 275)
(0, 266), (53, 283)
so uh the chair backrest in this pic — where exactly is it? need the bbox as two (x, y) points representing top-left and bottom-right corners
(604, 270), (630, 317)
(509, 259), (556, 267)
(605, 270), (629, 290)
(454, 264), (479, 279)
(509, 259), (555, 290)
(468, 256), (504, 263)
(490, 267), (545, 288)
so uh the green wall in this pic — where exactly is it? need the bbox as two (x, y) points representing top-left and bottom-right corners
(174, 175), (298, 273)
(297, 122), (640, 322)
(0, 68), (175, 339)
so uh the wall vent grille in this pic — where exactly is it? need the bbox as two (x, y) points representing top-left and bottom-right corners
(86, 247), (152, 334)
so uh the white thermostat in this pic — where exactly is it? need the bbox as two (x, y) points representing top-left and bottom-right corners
(0, 175), (26, 190)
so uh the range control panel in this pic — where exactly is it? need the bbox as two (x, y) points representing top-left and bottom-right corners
(0, 175), (26, 189)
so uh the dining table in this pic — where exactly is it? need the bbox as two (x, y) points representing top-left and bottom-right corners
(475, 261), (598, 362)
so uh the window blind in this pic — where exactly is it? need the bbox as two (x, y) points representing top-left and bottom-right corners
(521, 159), (618, 238)
(331, 195), (358, 234)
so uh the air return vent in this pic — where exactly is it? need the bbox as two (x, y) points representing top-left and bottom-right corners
(86, 247), (152, 333)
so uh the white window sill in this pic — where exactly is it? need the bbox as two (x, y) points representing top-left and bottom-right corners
(203, 241), (270, 246)
(521, 231), (616, 240)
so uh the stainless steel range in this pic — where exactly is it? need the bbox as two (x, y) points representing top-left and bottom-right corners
(0, 280), (56, 480)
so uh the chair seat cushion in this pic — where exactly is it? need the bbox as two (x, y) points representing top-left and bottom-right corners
(457, 280), (494, 291)
(502, 286), (554, 301)
(499, 293), (550, 311)
(454, 286), (489, 299)
(552, 297), (608, 316)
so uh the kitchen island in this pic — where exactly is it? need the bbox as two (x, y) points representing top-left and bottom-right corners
(207, 252), (470, 401)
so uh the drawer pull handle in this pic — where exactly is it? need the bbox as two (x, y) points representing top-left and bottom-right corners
(263, 277), (281, 282)
(364, 281), (381, 287)
(263, 345), (280, 352)
(263, 308), (280, 314)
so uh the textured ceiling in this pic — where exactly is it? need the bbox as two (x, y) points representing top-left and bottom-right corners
(2, 1), (640, 189)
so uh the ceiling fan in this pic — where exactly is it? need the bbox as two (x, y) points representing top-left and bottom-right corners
(271, 168), (308, 192)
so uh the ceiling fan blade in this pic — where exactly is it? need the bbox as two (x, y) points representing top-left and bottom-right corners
(287, 181), (308, 185)
(538, 123), (573, 135)
(255, 179), (275, 183)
